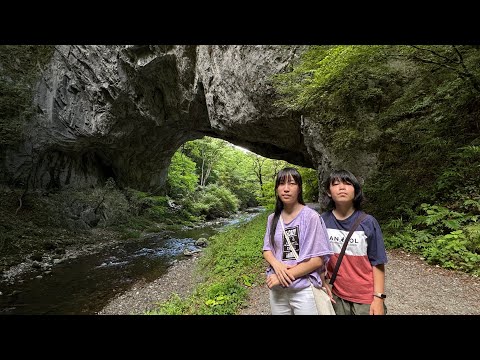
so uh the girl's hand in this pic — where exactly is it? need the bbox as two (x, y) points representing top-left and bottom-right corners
(369, 297), (385, 315)
(320, 272), (336, 303)
(322, 283), (336, 304)
(271, 261), (296, 287)
(266, 274), (281, 289)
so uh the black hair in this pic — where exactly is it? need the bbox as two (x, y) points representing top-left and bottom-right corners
(321, 169), (364, 211)
(269, 167), (305, 248)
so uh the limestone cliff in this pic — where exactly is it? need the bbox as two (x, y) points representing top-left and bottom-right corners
(1, 45), (373, 193)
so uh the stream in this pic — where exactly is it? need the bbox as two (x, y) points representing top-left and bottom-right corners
(0, 208), (264, 315)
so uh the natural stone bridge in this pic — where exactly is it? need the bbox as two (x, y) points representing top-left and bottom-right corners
(4, 45), (373, 193)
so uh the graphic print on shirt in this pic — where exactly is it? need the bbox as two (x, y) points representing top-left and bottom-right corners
(328, 229), (368, 256)
(282, 225), (300, 260)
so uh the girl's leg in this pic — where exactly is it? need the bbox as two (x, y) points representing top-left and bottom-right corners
(290, 287), (318, 315)
(332, 293), (351, 315)
(269, 288), (293, 315)
(333, 294), (387, 315)
(351, 302), (371, 315)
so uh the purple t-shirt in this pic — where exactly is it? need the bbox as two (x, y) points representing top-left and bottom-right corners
(263, 205), (332, 290)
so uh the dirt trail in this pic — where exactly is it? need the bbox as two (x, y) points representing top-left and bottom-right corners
(100, 203), (480, 315)
(239, 248), (480, 315)
(100, 247), (480, 315)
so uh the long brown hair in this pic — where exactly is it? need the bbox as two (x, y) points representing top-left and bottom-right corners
(269, 167), (305, 249)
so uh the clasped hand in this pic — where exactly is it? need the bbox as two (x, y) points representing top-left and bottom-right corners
(267, 262), (296, 289)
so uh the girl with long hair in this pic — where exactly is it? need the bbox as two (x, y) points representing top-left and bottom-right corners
(262, 167), (332, 315)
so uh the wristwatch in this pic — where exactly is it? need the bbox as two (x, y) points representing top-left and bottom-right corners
(373, 292), (387, 299)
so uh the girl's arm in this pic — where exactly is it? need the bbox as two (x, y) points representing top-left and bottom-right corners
(263, 250), (295, 287)
(286, 256), (323, 280)
(370, 264), (386, 315)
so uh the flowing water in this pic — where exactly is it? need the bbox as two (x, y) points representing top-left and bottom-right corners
(0, 208), (264, 315)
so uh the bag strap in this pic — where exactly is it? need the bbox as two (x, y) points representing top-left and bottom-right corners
(280, 216), (328, 292)
(329, 211), (368, 287)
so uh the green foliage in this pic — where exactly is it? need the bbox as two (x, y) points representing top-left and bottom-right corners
(422, 230), (480, 275)
(273, 45), (480, 276)
(298, 167), (319, 202)
(216, 146), (259, 209)
(412, 204), (469, 233)
(191, 184), (239, 219)
(272, 45), (480, 226)
(398, 45), (480, 93)
(0, 178), (205, 268)
(166, 151), (198, 198)
(368, 50), (480, 222)
(199, 280), (247, 314)
(384, 203), (480, 275)
(0, 179), (137, 266)
(145, 294), (187, 315)
(172, 136), (266, 211)
(182, 137), (227, 186)
(142, 196), (170, 217)
(4, 44), (480, 294)
(62, 178), (130, 228)
(121, 188), (151, 216)
(434, 146), (480, 208)
(147, 211), (269, 314)
(273, 45), (383, 111)
(118, 229), (142, 240)
(464, 223), (480, 254)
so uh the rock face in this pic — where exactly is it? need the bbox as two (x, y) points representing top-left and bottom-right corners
(2, 45), (374, 193)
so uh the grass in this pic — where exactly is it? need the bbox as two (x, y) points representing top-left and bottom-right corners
(145, 211), (270, 315)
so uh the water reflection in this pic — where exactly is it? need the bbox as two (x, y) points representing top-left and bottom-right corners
(0, 209), (263, 315)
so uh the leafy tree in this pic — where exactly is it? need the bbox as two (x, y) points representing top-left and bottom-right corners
(272, 45), (480, 220)
(166, 151), (198, 198)
(273, 45), (384, 111)
(271, 44), (480, 272)
(191, 184), (239, 220)
(249, 154), (267, 198)
(395, 45), (480, 93)
(215, 144), (259, 209)
(298, 167), (319, 202)
(183, 137), (227, 187)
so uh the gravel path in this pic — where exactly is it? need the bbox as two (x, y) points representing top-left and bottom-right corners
(98, 253), (205, 315)
(99, 248), (480, 315)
